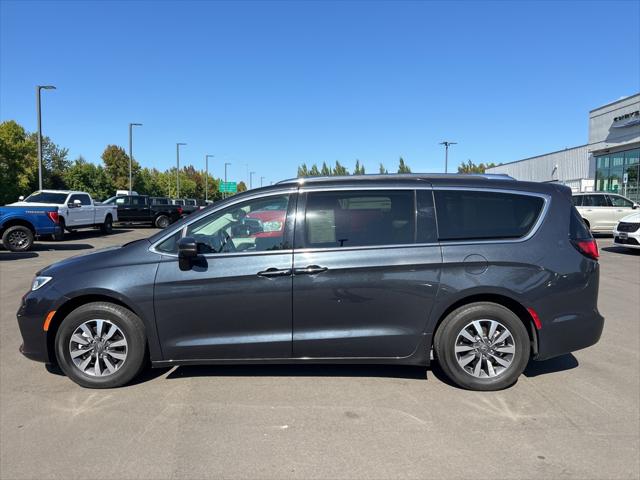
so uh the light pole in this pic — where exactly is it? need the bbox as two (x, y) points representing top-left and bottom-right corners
(36, 85), (56, 191)
(205, 154), (214, 202)
(176, 143), (186, 198)
(439, 141), (457, 173)
(260, 176), (265, 187)
(128, 123), (142, 194)
(224, 162), (231, 198)
(250, 171), (255, 189)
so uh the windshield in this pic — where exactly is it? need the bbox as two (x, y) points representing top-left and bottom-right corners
(24, 192), (68, 204)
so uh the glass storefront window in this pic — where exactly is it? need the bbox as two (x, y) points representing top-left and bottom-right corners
(595, 148), (640, 203)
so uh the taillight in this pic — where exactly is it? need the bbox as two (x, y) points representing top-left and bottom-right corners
(177, 207), (183, 215)
(47, 211), (59, 224)
(572, 239), (599, 260)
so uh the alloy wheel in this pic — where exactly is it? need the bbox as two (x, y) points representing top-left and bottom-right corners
(454, 319), (516, 378)
(7, 230), (29, 249)
(68, 319), (128, 377)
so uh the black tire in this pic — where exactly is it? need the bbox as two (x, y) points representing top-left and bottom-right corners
(2, 225), (34, 252)
(155, 214), (170, 229)
(100, 215), (113, 234)
(434, 302), (530, 391)
(55, 302), (147, 389)
(52, 221), (65, 241)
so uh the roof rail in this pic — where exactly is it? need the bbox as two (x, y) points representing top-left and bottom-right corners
(277, 173), (514, 184)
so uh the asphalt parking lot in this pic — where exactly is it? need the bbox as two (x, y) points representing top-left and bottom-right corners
(0, 228), (638, 480)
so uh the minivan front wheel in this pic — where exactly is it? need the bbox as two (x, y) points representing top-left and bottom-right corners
(55, 302), (147, 388)
(434, 302), (530, 391)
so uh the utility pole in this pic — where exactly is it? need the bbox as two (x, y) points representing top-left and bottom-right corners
(224, 162), (231, 198)
(439, 141), (457, 173)
(176, 143), (186, 198)
(260, 176), (265, 187)
(128, 123), (142, 194)
(36, 85), (56, 190)
(250, 171), (255, 189)
(205, 154), (214, 202)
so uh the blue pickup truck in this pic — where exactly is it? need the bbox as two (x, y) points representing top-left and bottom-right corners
(0, 206), (63, 252)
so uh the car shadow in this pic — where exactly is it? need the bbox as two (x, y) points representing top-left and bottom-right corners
(166, 363), (428, 380)
(39, 228), (134, 243)
(31, 243), (94, 252)
(602, 245), (640, 255)
(523, 353), (579, 377)
(45, 363), (173, 385)
(0, 252), (39, 260)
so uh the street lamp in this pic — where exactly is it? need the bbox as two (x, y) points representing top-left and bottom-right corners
(439, 141), (458, 173)
(224, 162), (231, 198)
(129, 123), (142, 194)
(36, 85), (56, 191)
(249, 171), (255, 189)
(260, 176), (265, 187)
(205, 154), (214, 202)
(176, 143), (186, 198)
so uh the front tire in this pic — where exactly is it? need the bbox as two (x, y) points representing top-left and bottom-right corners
(434, 302), (530, 391)
(2, 225), (34, 252)
(55, 302), (147, 388)
(154, 214), (170, 228)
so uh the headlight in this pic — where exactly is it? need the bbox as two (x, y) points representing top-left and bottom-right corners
(31, 276), (52, 291)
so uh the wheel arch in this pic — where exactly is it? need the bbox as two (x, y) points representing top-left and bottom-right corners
(0, 219), (36, 236)
(46, 293), (151, 364)
(431, 293), (538, 359)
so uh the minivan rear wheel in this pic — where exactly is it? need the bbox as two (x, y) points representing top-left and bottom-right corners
(434, 302), (529, 391)
(55, 302), (147, 388)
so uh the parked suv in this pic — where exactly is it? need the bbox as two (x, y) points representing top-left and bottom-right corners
(17, 175), (604, 391)
(573, 192), (638, 233)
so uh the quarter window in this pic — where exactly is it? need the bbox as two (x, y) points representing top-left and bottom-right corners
(304, 190), (414, 248)
(582, 195), (608, 207)
(434, 190), (545, 241)
(607, 195), (633, 207)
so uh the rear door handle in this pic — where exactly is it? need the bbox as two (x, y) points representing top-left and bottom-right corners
(257, 268), (292, 278)
(294, 265), (328, 275)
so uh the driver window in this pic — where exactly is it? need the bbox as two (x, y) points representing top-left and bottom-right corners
(159, 194), (291, 254)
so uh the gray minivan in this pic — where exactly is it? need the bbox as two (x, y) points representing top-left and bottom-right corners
(17, 174), (604, 391)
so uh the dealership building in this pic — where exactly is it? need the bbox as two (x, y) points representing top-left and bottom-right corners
(486, 93), (640, 202)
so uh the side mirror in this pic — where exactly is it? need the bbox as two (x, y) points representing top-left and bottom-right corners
(633, 203), (639, 209)
(178, 236), (198, 270)
(18, 195), (24, 201)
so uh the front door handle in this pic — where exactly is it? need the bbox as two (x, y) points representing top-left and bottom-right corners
(257, 268), (292, 278)
(294, 265), (328, 275)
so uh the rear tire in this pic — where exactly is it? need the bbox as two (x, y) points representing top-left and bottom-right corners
(54, 302), (147, 388)
(2, 225), (34, 252)
(434, 302), (530, 391)
(155, 215), (170, 229)
(100, 215), (113, 234)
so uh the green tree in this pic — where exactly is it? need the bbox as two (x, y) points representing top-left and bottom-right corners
(309, 164), (320, 176)
(27, 133), (70, 189)
(333, 161), (349, 176)
(297, 163), (309, 177)
(237, 181), (247, 193)
(320, 162), (332, 176)
(0, 121), (34, 204)
(457, 160), (498, 174)
(354, 160), (365, 175)
(397, 157), (411, 174)
(64, 156), (114, 200)
(379, 163), (388, 174)
(102, 145), (139, 190)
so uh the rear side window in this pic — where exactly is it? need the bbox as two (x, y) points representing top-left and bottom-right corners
(608, 195), (633, 207)
(569, 206), (592, 240)
(304, 190), (414, 248)
(571, 196), (583, 206)
(131, 197), (146, 206)
(416, 190), (437, 243)
(582, 195), (608, 207)
(434, 190), (545, 241)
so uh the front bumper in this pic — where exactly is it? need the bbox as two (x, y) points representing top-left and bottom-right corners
(16, 285), (67, 364)
(613, 228), (640, 249)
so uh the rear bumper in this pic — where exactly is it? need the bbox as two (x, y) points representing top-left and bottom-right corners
(35, 225), (62, 237)
(535, 310), (605, 361)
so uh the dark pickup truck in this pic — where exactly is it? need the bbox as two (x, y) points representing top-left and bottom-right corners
(102, 195), (182, 228)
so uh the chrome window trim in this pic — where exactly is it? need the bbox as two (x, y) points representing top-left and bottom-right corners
(148, 188), (298, 257)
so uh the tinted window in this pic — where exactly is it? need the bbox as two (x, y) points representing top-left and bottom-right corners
(582, 195), (608, 207)
(304, 190), (414, 248)
(569, 206), (592, 240)
(152, 197), (169, 205)
(434, 190), (544, 241)
(571, 196), (583, 206)
(157, 194), (290, 254)
(131, 196), (147, 206)
(115, 197), (128, 205)
(608, 195), (633, 207)
(24, 192), (68, 204)
(69, 194), (91, 205)
(416, 190), (437, 243)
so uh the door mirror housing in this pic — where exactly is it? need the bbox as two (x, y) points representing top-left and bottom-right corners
(178, 236), (198, 270)
(633, 203), (639, 209)
(68, 199), (82, 208)
(18, 195), (24, 201)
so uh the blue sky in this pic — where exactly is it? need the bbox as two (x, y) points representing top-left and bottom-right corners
(1, 0), (639, 185)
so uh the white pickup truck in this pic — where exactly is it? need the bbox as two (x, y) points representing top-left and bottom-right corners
(10, 190), (118, 239)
